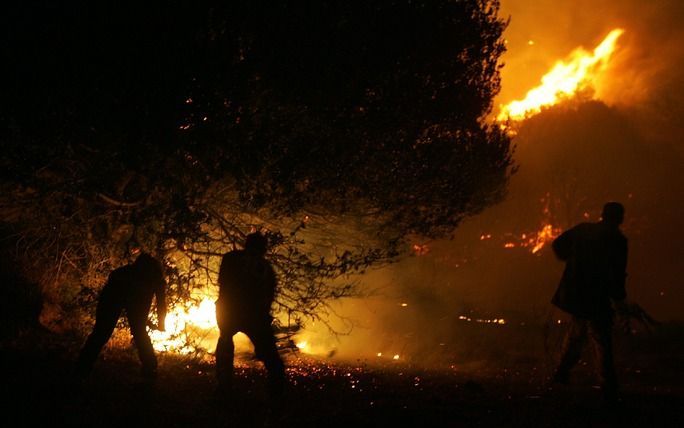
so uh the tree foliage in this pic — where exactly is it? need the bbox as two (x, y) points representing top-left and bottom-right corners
(2, 1), (512, 336)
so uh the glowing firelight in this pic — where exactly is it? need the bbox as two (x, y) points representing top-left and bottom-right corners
(458, 315), (507, 325)
(530, 224), (559, 254)
(147, 291), (329, 357)
(149, 296), (219, 354)
(500, 223), (562, 254)
(149, 297), (324, 357)
(498, 29), (624, 122)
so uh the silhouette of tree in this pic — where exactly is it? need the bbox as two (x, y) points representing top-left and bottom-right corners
(1, 1), (512, 338)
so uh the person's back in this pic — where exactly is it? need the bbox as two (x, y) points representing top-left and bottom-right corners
(552, 221), (627, 319)
(218, 249), (276, 322)
(101, 261), (161, 308)
(214, 232), (284, 395)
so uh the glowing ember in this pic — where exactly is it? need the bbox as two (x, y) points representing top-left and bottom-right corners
(458, 315), (506, 325)
(498, 29), (624, 122)
(412, 243), (430, 256)
(393, 354), (400, 360)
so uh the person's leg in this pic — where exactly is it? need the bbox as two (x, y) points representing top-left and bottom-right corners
(76, 296), (121, 377)
(553, 316), (588, 383)
(215, 301), (236, 387)
(215, 332), (236, 387)
(249, 321), (286, 396)
(127, 306), (157, 379)
(589, 318), (618, 402)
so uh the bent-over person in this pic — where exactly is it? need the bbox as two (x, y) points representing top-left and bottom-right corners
(76, 252), (166, 379)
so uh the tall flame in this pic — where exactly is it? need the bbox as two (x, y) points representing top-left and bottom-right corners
(498, 29), (624, 122)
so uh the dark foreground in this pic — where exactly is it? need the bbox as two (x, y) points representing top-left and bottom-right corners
(1, 325), (682, 428)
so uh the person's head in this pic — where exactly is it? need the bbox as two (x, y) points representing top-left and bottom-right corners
(601, 202), (625, 227)
(133, 252), (164, 283)
(244, 232), (268, 256)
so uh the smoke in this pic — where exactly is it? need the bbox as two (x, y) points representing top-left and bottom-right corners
(495, 0), (684, 319)
(300, 0), (684, 366)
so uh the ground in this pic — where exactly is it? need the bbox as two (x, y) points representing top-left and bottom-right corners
(1, 323), (682, 428)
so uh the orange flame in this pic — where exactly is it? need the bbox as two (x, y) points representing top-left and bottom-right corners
(498, 29), (624, 122)
(148, 292), (326, 357)
(148, 295), (219, 354)
(501, 224), (562, 254)
(530, 224), (559, 254)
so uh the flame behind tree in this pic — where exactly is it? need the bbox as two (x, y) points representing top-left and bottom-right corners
(498, 29), (624, 122)
(492, 29), (626, 256)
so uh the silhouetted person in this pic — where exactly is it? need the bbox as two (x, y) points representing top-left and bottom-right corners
(76, 252), (166, 379)
(215, 232), (285, 395)
(550, 202), (627, 403)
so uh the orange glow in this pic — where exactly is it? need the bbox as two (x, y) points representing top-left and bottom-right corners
(412, 243), (430, 256)
(458, 314), (506, 325)
(148, 295), (219, 354)
(530, 224), (559, 254)
(498, 29), (624, 122)
(500, 224), (562, 254)
(148, 295), (328, 357)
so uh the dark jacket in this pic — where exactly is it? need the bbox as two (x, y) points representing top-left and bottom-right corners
(99, 255), (166, 320)
(217, 250), (277, 323)
(552, 222), (627, 320)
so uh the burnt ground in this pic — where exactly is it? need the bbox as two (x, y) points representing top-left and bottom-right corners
(1, 323), (682, 428)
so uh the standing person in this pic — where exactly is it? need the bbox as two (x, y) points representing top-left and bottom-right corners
(550, 202), (628, 403)
(76, 252), (166, 380)
(215, 232), (285, 395)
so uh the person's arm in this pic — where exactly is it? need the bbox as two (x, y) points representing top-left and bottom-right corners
(263, 263), (277, 314)
(218, 252), (238, 292)
(155, 278), (167, 331)
(552, 227), (574, 261)
(610, 237), (628, 302)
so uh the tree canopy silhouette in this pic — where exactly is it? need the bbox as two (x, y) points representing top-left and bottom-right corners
(2, 1), (513, 338)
